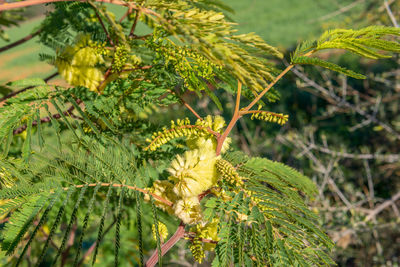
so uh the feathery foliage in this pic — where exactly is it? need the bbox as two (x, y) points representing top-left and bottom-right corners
(0, 0), (399, 266)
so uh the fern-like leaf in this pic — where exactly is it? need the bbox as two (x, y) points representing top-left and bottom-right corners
(52, 185), (87, 265)
(36, 187), (76, 266)
(292, 56), (366, 79)
(73, 184), (101, 266)
(92, 185), (113, 266)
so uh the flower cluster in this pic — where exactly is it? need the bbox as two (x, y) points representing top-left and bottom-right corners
(145, 116), (230, 222)
(55, 34), (106, 91)
(145, 115), (232, 262)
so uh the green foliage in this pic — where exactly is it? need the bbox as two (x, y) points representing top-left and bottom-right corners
(0, 1), (398, 266)
(292, 26), (400, 79)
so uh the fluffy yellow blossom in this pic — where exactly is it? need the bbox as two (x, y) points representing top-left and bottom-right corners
(55, 34), (106, 92)
(168, 149), (219, 198)
(173, 197), (203, 224)
(145, 115), (232, 226)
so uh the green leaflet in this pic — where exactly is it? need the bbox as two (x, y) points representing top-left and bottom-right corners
(1, 193), (50, 255)
(240, 156), (318, 198)
(7, 78), (47, 88)
(292, 56), (366, 79)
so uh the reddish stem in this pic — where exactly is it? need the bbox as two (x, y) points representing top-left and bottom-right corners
(145, 222), (186, 267)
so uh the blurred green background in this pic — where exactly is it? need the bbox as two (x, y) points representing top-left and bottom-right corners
(0, 1), (399, 266)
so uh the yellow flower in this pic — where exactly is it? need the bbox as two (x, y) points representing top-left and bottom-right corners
(55, 34), (106, 92)
(173, 197), (203, 224)
(168, 149), (219, 198)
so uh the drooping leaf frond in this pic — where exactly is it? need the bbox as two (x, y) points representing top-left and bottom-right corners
(292, 26), (400, 79)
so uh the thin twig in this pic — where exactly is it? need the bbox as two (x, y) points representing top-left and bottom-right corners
(182, 99), (202, 121)
(365, 191), (400, 221)
(0, 28), (42, 54)
(310, 0), (364, 22)
(88, 1), (114, 46)
(384, 0), (399, 28)
(119, 6), (132, 23)
(215, 81), (242, 155)
(291, 66), (400, 140)
(129, 9), (141, 37)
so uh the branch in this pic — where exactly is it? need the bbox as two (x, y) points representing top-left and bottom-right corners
(88, 1), (114, 46)
(384, 0), (399, 28)
(118, 6), (132, 23)
(365, 191), (400, 222)
(291, 66), (400, 140)
(0, 28), (41, 54)
(310, 0), (364, 22)
(181, 99), (202, 121)
(13, 99), (81, 135)
(215, 81), (242, 155)
(145, 222), (186, 267)
(241, 65), (293, 113)
(129, 9), (140, 37)
(0, 72), (58, 104)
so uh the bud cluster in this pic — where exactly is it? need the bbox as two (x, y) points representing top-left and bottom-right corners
(250, 105), (289, 125)
(145, 117), (211, 151)
(112, 45), (129, 73)
(216, 159), (244, 188)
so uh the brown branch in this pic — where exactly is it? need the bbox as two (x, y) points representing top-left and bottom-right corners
(184, 232), (218, 244)
(182, 99), (202, 121)
(0, 72), (58, 104)
(0, 28), (41, 54)
(129, 9), (141, 37)
(119, 6), (132, 23)
(145, 222), (186, 267)
(215, 81), (242, 155)
(13, 99), (81, 135)
(88, 1), (114, 46)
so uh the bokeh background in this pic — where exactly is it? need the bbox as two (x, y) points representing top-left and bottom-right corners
(1, 1), (399, 266)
